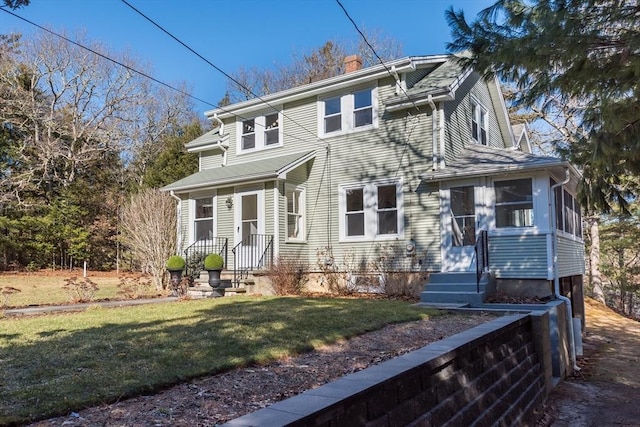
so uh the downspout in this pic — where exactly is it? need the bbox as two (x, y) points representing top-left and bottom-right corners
(427, 95), (438, 170)
(212, 113), (228, 166)
(169, 190), (182, 254)
(550, 169), (580, 371)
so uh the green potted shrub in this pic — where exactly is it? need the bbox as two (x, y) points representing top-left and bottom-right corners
(203, 253), (224, 296)
(166, 255), (186, 292)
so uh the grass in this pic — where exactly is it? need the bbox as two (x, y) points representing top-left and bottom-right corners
(0, 296), (439, 424)
(0, 271), (159, 308)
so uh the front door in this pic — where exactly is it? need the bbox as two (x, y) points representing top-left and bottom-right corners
(234, 188), (264, 268)
(442, 185), (484, 271)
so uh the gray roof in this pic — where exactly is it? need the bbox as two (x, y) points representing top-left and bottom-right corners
(386, 58), (466, 107)
(162, 151), (315, 192)
(184, 127), (225, 151)
(420, 144), (572, 182)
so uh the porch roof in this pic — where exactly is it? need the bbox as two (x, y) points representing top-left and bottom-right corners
(162, 150), (315, 193)
(419, 144), (577, 182)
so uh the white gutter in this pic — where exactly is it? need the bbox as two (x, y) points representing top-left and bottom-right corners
(427, 95), (438, 170)
(550, 168), (581, 371)
(211, 114), (228, 166)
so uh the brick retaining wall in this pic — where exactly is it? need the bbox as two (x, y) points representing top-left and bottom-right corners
(222, 313), (553, 427)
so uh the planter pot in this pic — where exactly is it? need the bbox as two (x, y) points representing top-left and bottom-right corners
(211, 287), (225, 297)
(207, 269), (222, 288)
(168, 269), (184, 296)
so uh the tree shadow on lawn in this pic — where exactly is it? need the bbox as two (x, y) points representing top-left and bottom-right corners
(0, 296), (425, 424)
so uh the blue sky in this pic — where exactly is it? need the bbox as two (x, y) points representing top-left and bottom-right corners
(1, 0), (495, 113)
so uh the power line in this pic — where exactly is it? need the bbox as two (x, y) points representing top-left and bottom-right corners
(0, 6), (317, 146)
(120, 0), (320, 141)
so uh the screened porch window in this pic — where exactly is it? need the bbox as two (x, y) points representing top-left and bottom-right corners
(494, 179), (533, 227)
(451, 186), (476, 246)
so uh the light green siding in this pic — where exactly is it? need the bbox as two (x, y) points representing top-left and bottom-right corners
(414, 181), (442, 270)
(178, 198), (190, 253)
(490, 234), (549, 279)
(200, 150), (224, 170)
(557, 235), (585, 277)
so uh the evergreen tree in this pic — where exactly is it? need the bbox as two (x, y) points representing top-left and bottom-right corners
(446, 0), (640, 211)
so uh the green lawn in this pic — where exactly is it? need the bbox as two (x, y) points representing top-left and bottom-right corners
(0, 296), (438, 425)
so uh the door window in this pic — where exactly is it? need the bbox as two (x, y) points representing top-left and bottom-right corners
(450, 186), (476, 246)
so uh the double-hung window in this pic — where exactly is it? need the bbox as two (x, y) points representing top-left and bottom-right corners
(494, 179), (533, 227)
(321, 87), (376, 136)
(340, 180), (403, 240)
(286, 186), (306, 241)
(239, 112), (281, 152)
(471, 99), (488, 145)
(194, 197), (214, 240)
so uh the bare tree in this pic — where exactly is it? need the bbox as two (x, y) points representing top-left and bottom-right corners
(120, 189), (177, 290)
(224, 30), (403, 102)
(0, 30), (195, 204)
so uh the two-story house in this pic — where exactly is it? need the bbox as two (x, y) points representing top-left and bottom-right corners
(162, 54), (584, 319)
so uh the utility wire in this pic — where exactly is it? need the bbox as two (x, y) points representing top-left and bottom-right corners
(120, 0), (320, 141)
(0, 6), (317, 146)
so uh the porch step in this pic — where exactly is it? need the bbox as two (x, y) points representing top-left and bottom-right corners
(420, 291), (486, 306)
(420, 271), (493, 307)
(187, 284), (246, 299)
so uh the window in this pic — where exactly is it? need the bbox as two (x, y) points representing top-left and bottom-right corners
(451, 186), (476, 246)
(340, 180), (403, 240)
(324, 96), (342, 133)
(241, 119), (255, 150)
(494, 179), (533, 227)
(321, 87), (376, 136)
(353, 89), (373, 128)
(238, 113), (281, 152)
(194, 197), (214, 240)
(551, 179), (582, 238)
(471, 99), (488, 145)
(286, 186), (305, 241)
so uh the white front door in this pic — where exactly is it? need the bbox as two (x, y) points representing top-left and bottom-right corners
(234, 188), (264, 268)
(441, 185), (485, 272)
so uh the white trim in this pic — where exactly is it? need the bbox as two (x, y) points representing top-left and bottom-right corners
(285, 184), (307, 243)
(233, 185), (265, 246)
(338, 178), (404, 242)
(317, 86), (379, 138)
(273, 183), (280, 257)
(236, 110), (283, 154)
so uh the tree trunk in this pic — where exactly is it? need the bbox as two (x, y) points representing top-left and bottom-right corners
(588, 216), (606, 304)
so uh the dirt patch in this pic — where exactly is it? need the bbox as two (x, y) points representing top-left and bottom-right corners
(536, 298), (640, 426)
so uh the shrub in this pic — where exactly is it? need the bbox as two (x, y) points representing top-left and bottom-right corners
(117, 274), (153, 299)
(166, 255), (186, 271)
(268, 256), (308, 295)
(204, 253), (224, 270)
(63, 276), (98, 303)
(380, 271), (425, 299)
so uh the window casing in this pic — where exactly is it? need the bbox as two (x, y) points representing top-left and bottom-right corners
(286, 186), (306, 242)
(238, 112), (281, 152)
(340, 180), (403, 241)
(471, 99), (488, 145)
(494, 179), (533, 227)
(320, 87), (377, 136)
(194, 197), (214, 240)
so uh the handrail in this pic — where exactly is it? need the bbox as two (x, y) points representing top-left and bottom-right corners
(474, 230), (489, 293)
(231, 234), (274, 287)
(183, 237), (228, 279)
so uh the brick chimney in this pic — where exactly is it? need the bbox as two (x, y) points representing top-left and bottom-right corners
(344, 55), (363, 73)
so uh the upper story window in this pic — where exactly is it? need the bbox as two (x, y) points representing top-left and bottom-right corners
(471, 99), (488, 145)
(194, 197), (215, 240)
(238, 112), (281, 153)
(320, 87), (377, 136)
(494, 178), (533, 227)
(340, 179), (403, 241)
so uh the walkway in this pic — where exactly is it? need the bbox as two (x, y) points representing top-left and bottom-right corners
(4, 297), (178, 316)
